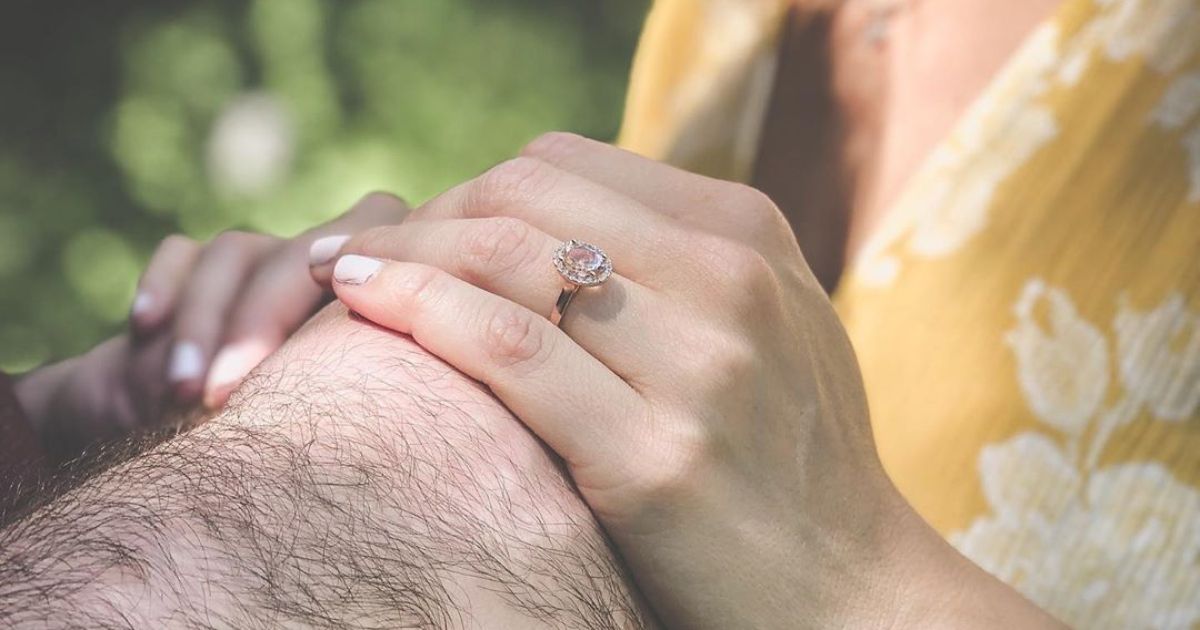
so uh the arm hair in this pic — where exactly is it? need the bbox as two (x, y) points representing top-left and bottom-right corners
(0, 307), (652, 629)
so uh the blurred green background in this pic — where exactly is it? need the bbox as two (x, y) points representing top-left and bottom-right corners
(0, 0), (647, 372)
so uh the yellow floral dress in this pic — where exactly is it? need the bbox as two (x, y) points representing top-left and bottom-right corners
(619, 1), (1200, 627)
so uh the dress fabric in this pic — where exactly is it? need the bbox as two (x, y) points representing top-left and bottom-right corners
(619, 1), (1200, 627)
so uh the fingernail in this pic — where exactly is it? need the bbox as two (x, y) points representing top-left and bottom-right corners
(333, 255), (383, 285)
(204, 338), (274, 409)
(131, 291), (154, 319)
(130, 290), (158, 328)
(309, 235), (351, 266)
(168, 341), (204, 383)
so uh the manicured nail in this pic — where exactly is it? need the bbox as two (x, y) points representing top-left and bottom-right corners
(333, 255), (383, 285)
(309, 234), (351, 266)
(204, 338), (273, 409)
(130, 291), (156, 326)
(168, 342), (205, 383)
(131, 291), (154, 321)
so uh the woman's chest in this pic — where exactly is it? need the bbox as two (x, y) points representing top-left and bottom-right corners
(751, 0), (1058, 289)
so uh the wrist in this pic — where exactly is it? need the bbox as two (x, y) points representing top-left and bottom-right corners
(796, 476), (923, 629)
(846, 483), (1066, 630)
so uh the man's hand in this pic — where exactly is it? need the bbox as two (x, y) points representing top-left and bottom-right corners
(0, 301), (655, 628)
(312, 133), (1064, 629)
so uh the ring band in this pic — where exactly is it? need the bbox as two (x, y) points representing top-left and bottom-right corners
(550, 240), (612, 327)
(550, 285), (580, 327)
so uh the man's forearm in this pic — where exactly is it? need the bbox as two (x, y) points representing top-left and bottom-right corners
(0, 306), (653, 629)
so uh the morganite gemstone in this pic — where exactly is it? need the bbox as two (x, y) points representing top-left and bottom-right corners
(566, 244), (603, 271)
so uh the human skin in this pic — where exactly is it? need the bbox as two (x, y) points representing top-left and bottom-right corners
(311, 132), (1066, 629)
(13, 200), (401, 464)
(0, 302), (655, 629)
(755, 0), (1060, 288)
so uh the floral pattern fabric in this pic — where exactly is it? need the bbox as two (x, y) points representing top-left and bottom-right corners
(619, 0), (1200, 627)
(955, 281), (1200, 627)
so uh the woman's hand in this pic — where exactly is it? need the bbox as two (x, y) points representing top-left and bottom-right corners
(310, 134), (1061, 629)
(17, 195), (405, 459)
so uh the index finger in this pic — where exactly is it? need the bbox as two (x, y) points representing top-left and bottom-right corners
(204, 192), (411, 409)
(305, 191), (412, 266)
(307, 191), (412, 284)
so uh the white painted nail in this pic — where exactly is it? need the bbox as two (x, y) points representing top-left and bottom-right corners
(130, 291), (154, 320)
(308, 234), (351, 266)
(204, 338), (274, 409)
(168, 342), (205, 383)
(333, 255), (383, 285)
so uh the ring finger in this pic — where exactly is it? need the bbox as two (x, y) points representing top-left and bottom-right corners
(405, 158), (697, 289)
(313, 217), (669, 385)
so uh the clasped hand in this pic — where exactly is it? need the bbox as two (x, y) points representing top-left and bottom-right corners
(309, 133), (917, 629)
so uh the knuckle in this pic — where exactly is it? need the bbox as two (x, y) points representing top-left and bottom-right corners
(350, 225), (395, 256)
(520, 131), (586, 162)
(144, 235), (199, 279)
(209, 230), (259, 253)
(458, 217), (539, 283)
(725, 183), (790, 244)
(473, 156), (554, 206)
(482, 302), (547, 371)
(158, 233), (197, 253)
(688, 234), (775, 294)
(726, 181), (776, 217)
(723, 243), (774, 286)
(357, 190), (407, 210)
(394, 264), (444, 312)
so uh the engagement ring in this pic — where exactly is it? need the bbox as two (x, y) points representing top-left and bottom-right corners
(550, 240), (612, 326)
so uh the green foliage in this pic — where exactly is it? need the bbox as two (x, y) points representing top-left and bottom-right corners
(0, 0), (646, 371)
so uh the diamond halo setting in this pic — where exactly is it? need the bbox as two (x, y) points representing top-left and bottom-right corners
(552, 240), (612, 287)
